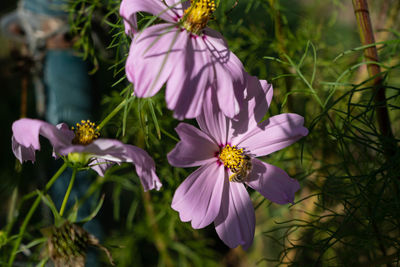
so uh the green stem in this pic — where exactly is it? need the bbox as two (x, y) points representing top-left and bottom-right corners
(8, 162), (68, 267)
(97, 98), (130, 130)
(59, 168), (77, 217)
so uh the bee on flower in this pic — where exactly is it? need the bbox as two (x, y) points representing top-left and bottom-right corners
(167, 75), (308, 249)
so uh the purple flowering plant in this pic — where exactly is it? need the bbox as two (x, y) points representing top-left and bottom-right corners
(8, 116), (162, 266)
(3, 0), (398, 265)
(120, 0), (247, 119)
(167, 75), (308, 248)
(5, 1), (312, 265)
(12, 118), (161, 191)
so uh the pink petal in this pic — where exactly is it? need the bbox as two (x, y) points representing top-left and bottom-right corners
(167, 123), (218, 167)
(60, 139), (162, 191)
(164, 0), (187, 15)
(196, 89), (230, 146)
(12, 136), (36, 163)
(89, 159), (115, 177)
(214, 182), (255, 250)
(119, 0), (179, 35)
(237, 113), (308, 157)
(11, 118), (74, 163)
(230, 75), (273, 141)
(123, 143), (162, 191)
(246, 159), (300, 204)
(215, 63), (240, 118)
(172, 162), (226, 229)
(165, 34), (211, 119)
(127, 24), (185, 98)
(203, 28), (246, 118)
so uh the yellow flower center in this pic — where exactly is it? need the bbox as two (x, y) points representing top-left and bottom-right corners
(219, 144), (244, 170)
(182, 0), (216, 34)
(219, 145), (252, 182)
(71, 120), (100, 145)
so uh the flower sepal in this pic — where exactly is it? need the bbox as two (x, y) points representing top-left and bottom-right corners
(67, 152), (92, 168)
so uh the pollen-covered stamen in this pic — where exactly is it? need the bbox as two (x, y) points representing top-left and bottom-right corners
(71, 120), (100, 145)
(182, 0), (216, 34)
(218, 144), (244, 171)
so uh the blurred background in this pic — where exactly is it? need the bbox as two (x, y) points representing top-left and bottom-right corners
(1, 0), (399, 266)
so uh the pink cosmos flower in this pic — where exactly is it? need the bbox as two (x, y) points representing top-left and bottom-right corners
(167, 76), (308, 249)
(12, 118), (162, 191)
(120, 0), (246, 119)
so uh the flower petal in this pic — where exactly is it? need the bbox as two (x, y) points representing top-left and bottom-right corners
(230, 75), (273, 140)
(165, 34), (211, 119)
(167, 123), (218, 167)
(120, 0), (179, 35)
(12, 136), (36, 163)
(11, 118), (74, 162)
(214, 182), (255, 250)
(196, 89), (230, 146)
(203, 28), (246, 118)
(246, 159), (300, 204)
(127, 24), (186, 99)
(89, 159), (115, 177)
(60, 139), (162, 191)
(215, 63), (240, 118)
(172, 162), (226, 229)
(237, 113), (308, 157)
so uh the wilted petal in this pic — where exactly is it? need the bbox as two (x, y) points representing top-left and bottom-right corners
(59, 139), (162, 191)
(246, 159), (300, 204)
(127, 24), (184, 98)
(167, 123), (218, 167)
(120, 0), (179, 35)
(214, 182), (255, 250)
(237, 113), (308, 157)
(11, 118), (74, 163)
(172, 162), (226, 229)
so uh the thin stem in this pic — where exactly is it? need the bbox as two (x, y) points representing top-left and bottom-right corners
(97, 97), (130, 130)
(20, 75), (28, 118)
(8, 162), (68, 267)
(5, 188), (18, 234)
(352, 0), (394, 157)
(284, 54), (324, 108)
(59, 168), (77, 217)
(160, 127), (179, 142)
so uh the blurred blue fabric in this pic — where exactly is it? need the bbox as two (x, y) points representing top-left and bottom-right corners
(19, 0), (102, 266)
(44, 50), (93, 126)
(21, 0), (68, 16)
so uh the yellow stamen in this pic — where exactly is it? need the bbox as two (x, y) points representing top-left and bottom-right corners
(219, 144), (244, 170)
(182, 0), (216, 34)
(71, 120), (100, 145)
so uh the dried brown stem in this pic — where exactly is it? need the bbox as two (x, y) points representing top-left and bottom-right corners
(352, 0), (395, 157)
(20, 75), (28, 118)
